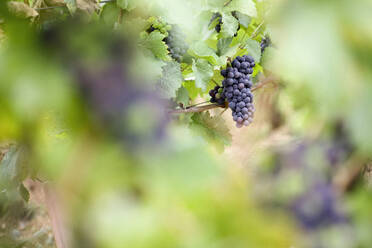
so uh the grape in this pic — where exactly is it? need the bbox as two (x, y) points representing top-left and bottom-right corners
(221, 55), (256, 128)
(209, 85), (226, 106)
(292, 183), (347, 230)
(260, 36), (271, 53)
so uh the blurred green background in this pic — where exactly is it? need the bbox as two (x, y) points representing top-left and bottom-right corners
(0, 0), (371, 248)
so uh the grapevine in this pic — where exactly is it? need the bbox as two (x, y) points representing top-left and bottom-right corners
(1, 2), (371, 248)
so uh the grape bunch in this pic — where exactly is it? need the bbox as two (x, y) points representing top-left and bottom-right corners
(260, 36), (271, 53)
(221, 55), (256, 128)
(164, 25), (189, 63)
(209, 85), (226, 105)
(210, 12), (240, 37)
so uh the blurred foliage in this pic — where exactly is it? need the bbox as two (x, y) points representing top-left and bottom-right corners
(0, 0), (371, 248)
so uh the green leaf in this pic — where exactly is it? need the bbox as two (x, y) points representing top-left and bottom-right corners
(244, 38), (261, 62)
(189, 41), (220, 65)
(225, 0), (256, 17)
(116, 0), (136, 11)
(183, 81), (202, 100)
(19, 183), (30, 202)
(221, 12), (239, 38)
(0, 146), (28, 190)
(190, 112), (232, 152)
(234, 11), (251, 28)
(261, 46), (275, 68)
(175, 87), (189, 107)
(217, 37), (233, 56)
(192, 59), (213, 92)
(158, 62), (183, 99)
(140, 31), (170, 61)
(131, 52), (165, 82)
(100, 2), (120, 26)
(64, 0), (76, 14)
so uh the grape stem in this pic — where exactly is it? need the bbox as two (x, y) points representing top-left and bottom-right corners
(223, 0), (233, 7)
(169, 76), (277, 114)
(251, 21), (265, 39)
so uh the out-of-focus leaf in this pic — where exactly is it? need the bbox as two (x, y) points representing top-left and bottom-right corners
(100, 2), (120, 26)
(158, 61), (183, 98)
(117, 0), (136, 11)
(64, 0), (76, 13)
(0, 146), (28, 190)
(190, 112), (231, 152)
(221, 12), (239, 38)
(225, 0), (256, 17)
(19, 183), (29, 202)
(192, 59), (213, 91)
(7, 2), (39, 19)
(140, 31), (170, 61)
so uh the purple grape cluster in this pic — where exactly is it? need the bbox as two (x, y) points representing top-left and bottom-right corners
(292, 183), (347, 230)
(260, 36), (271, 53)
(209, 85), (226, 105)
(221, 55), (255, 128)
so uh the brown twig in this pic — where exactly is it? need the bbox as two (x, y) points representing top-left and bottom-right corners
(170, 103), (224, 114)
(185, 100), (211, 109)
(223, 0), (233, 7)
(211, 79), (220, 86)
(250, 21), (265, 39)
(43, 183), (70, 248)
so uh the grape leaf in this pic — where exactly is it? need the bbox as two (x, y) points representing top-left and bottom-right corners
(158, 62), (183, 98)
(190, 112), (232, 152)
(183, 81), (202, 100)
(261, 46), (275, 68)
(221, 12), (239, 38)
(217, 37), (233, 56)
(140, 31), (170, 61)
(0, 146), (28, 190)
(175, 87), (189, 107)
(117, 0), (136, 11)
(19, 183), (30, 202)
(64, 0), (76, 14)
(234, 11), (251, 28)
(192, 59), (213, 91)
(189, 41), (221, 65)
(244, 38), (261, 62)
(225, 0), (257, 17)
(100, 2), (120, 26)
